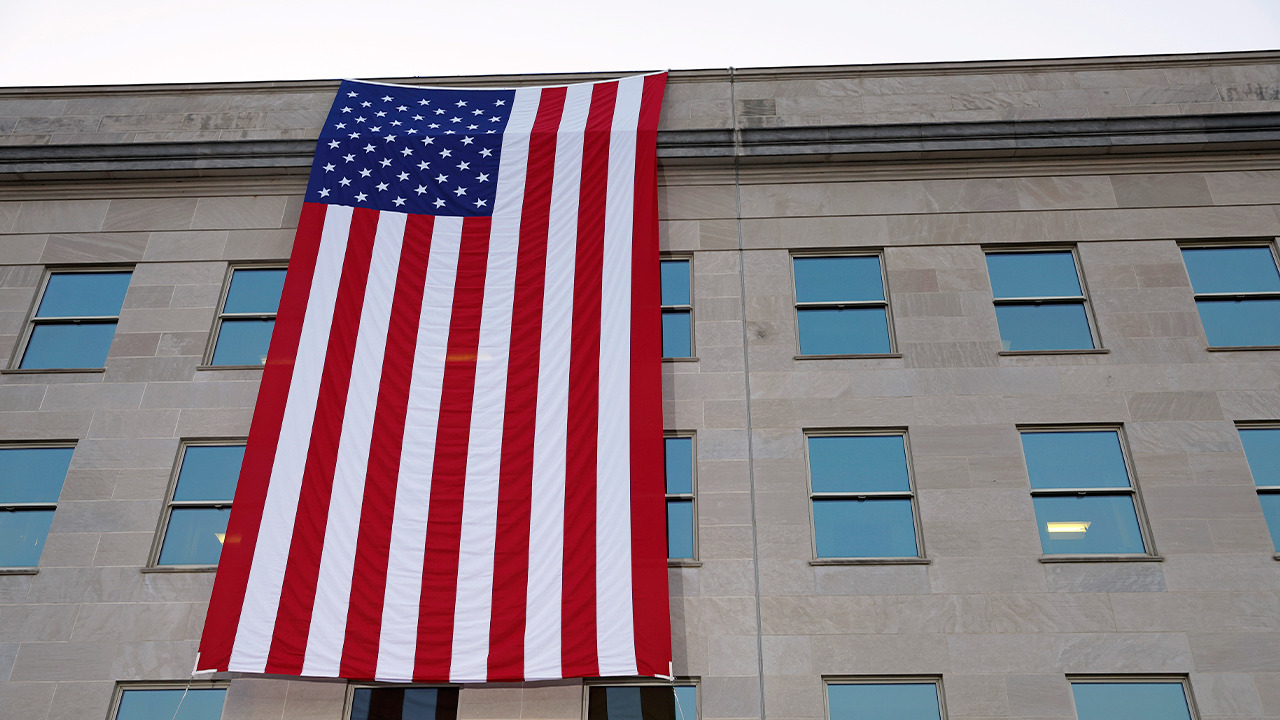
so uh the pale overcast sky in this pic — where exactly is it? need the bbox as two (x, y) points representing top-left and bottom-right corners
(1, 0), (1278, 87)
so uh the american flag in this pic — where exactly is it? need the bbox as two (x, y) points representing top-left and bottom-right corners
(197, 73), (670, 683)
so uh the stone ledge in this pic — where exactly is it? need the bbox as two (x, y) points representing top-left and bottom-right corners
(3, 112), (1279, 181)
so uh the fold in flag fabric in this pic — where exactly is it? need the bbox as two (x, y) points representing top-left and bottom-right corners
(197, 73), (670, 683)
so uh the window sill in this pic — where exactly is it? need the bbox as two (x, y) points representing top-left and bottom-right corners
(196, 364), (265, 371)
(794, 353), (903, 361)
(1038, 554), (1163, 563)
(998, 348), (1108, 356)
(810, 557), (930, 566)
(1, 367), (106, 374)
(668, 559), (702, 568)
(141, 565), (218, 573)
(0, 567), (38, 575)
(1206, 345), (1280, 352)
(662, 357), (699, 363)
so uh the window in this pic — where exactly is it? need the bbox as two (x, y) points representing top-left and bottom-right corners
(112, 686), (227, 720)
(586, 682), (697, 720)
(661, 258), (693, 358)
(807, 432), (922, 559)
(208, 266), (287, 365)
(1020, 428), (1151, 556)
(1070, 679), (1195, 720)
(665, 435), (697, 561)
(826, 679), (944, 720)
(985, 249), (1096, 351)
(0, 445), (73, 568)
(17, 269), (131, 369)
(349, 686), (459, 720)
(1237, 426), (1280, 552)
(152, 442), (243, 566)
(1181, 245), (1280, 347)
(793, 254), (893, 356)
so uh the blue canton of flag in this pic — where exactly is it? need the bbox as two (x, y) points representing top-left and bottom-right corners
(305, 80), (516, 217)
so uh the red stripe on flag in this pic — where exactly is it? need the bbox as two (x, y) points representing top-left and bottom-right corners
(199, 202), (329, 671)
(415, 217), (493, 680)
(561, 80), (619, 678)
(486, 87), (566, 681)
(267, 208), (380, 674)
(630, 73), (671, 677)
(339, 214), (436, 679)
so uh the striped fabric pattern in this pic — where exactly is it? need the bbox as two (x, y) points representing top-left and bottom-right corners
(197, 73), (670, 683)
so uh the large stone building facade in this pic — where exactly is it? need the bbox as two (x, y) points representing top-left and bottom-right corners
(2, 50), (1280, 720)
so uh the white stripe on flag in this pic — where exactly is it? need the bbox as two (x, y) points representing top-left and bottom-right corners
(302, 210), (407, 677)
(376, 216), (465, 682)
(229, 204), (353, 672)
(596, 75), (645, 676)
(523, 80), (595, 680)
(448, 87), (542, 683)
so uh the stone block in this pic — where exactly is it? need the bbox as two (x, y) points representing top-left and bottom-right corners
(1112, 173), (1214, 208)
(1189, 633), (1280, 672)
(1044, 562), (1166, 593)
(458, 684), (524, 720)
(0, 603), (79, 642)
(191, 197), (289, 230)
(220, 676), (288, 720)
(1005, 675), (1074, 718)
(46, 682), (116, 720)
(9, 641), (116, 681)
(281, 678), (348, 720)
(11, 200), (110, 234)
(41, 232), (148, 263)
(1053, 632), (1194, 673)
(0, 682), (55, 719)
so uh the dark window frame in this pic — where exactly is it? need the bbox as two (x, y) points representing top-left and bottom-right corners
(805, 429), (926, 563)
(108, 681), (230, 720)
(0, 441), (75, 571)
(1179, 241), (1280, 350)
(660, 255), (694, 360)
(1234, 422), (1280, 556)
(1067, 675), (1199, 720)
(343, 683), (461, 720)
(202, 263), (288, 368)
(664, 431), (698, 565)
(823, 676), (947, 720)
(11, 266), (133, 370)
(582, 677), (700, 720)
(984, 246), (1102, 354)
(147, 439), (245, 569)
(791, 251), (898, 358)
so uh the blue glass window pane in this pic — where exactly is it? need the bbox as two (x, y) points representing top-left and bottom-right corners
(1260, 494), (1280, 552)
(1021, 431), (1130, 490)
(223, 268), (287, 314)
(809, 436), (910, 493)
(174, 446), (244, 502)
(814, 498), (918, 558)
(158, 507), (231, 565)
(1182, 246), (1280, 294)
(667, 499), (694, 559)
(662, 311), (692, 358)
(1071, 682), (1192, 720)
(116, 688), (227, 720)
(797, 307), (890, 355)
(0, 447), (72, 503)
(1194, 298), (1280, 347)
(986, 252), (1082, 299)
(994, 303), (1094, 351)
(674, 686), (696, 719)
(664, 437), (693, 494)
(794, 256), (884, 302)
(660, 260), (690, 306)
(351, 687), (450, 720)
(0, 509), (55, 567)
(827, 683), (941, 720)
(21, 322), (118, 368)
(1033, 495), (1145, 554)
(37, 272), (131, 317)
(211, 318), (276, 365)
(1240, 428), (1280, 486)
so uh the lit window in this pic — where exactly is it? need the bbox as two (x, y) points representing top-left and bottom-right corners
(985, 249), (1096, 351)
(1020, 428), (1150, 556)
(1237, 426), (1280, 552)
(349, 686), (459, 720)
(1070, 679), (1195, 720)
(661, 258), (693, 358)
(793, 254), (893, 356)
(665, 435), (696, 560)
(1181, 245), (1280, 347)
(827, 679), (944, 720)
(0, 445), (73, 568)
(209, 266), (287, 366)
(18, 270), (131, 369)
(153, 443), (243, 566)
(807, 433), (921, 559)
(586, 682), (697, 720)
(112, 686), (227, 720)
